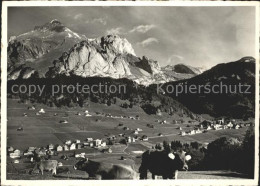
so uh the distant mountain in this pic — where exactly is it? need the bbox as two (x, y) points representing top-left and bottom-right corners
(7, 20), (204, 85)
(161, 64), (206, 81)
(158, 57), (256, 119)
(8, 19), (86, 80)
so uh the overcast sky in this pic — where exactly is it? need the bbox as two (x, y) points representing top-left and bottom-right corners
(8, 6), (256, 68)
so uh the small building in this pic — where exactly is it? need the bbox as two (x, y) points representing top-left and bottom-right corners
(89, 142), (94, 147)
(134, 130), (139, 134)
(93, 139), (102, 147)
(123, 127), (130, 131)
(75, 139), (81, 144)
(127, 137), (132, 143)
(35, 112), (41, 116)
(70, 143), (76, 150)
(142, 135), (148, 141)
(60, 120), (68, 124)
(48, 144), (54, 150)
(181, 131), (186, 136)
(234, 125), (240, 129)
(217, 118), (224, 124)
(85, 113), (92, 117)
(227, 122), (233, 128)
(8, 146), (14, 152)
(136, 128), (143, 131)
(85, 110), (89, 114)
(101, 141), (107, 147)
(86, 138), (93, 142)
(64, 145), (69, 151)
(57, 145), (63, 152)
(28, 106), (36, 110)
(132, 138), (136, 143)
(65, 140), (72, 145)
(28, 147), (36, 152)
(76, 112), (81, 116)
(23, 113), (28, 117)
(76, 143), (82, 149)
(39, 108), (45, 114)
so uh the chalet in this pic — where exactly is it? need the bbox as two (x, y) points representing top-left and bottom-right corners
(48, 150), (55, 156)
(28, 106), (36, 110)
(217, 118), (224, 124)
(65, 140), (72, 145)
(83, 142), (89, 146)
(195, 128), (202, 134)
(187, 130), (195, 135)
(39, 108), (45, 114)
(127, 137), (132, 143)
(60, 120), (68, 124)
(64, 145), (69, 151)
(227, 122), (233, 128)
(93, 139), (102, 147)
(101, 142), (107, 147)
(142, 135), (148, 141)
(28, 147), (36, 152)
(24, 151), (34, 156)
(76, 144), (82, 149)
(8, 146), (14, 152)
(102, 148), (112, 153)
(70, 143), (76, 150)
(86, 138), (93, 142)
(56, 145), (63, 152)
(85, 113), (92, 117)
(48, 144), (54, 150)
(75, 153), (86, 158)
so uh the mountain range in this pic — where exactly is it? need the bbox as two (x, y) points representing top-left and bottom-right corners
(8, 20), (205, 85)
(7, 20), (256, 119)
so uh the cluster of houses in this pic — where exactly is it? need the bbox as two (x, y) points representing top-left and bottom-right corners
(8, 137), (108, 162)
(180, 118), (253, 136)
(104, 113), (140, 120)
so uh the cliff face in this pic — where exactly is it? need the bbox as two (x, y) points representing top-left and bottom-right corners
(7, 20), (205, 85)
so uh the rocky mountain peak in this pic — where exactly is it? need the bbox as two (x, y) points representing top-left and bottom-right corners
(34, 19), (65, 32)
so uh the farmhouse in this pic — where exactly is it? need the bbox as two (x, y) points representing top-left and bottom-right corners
(65, 140), (72, 145)
(101, 141), (107, 147)
(48, 144), (54, 150)
(60, 120), (68, 124)
(93, 139), (102, 147)
(28, 147), (36, 152)
(86, 138), (93, 142)
(64, 145), (69, 151)
(142, 135), (148, 141)
(76, 144), (82, 149)
(85, 113), (92, 117)
(56, 145), (63, 152)
(70, 143), (76, 150)
(217, 118), (224, 124)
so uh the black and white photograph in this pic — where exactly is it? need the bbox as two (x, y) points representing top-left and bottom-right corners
(1, 2), (259, 185)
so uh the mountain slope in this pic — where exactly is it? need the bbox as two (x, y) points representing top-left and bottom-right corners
(7, 20), (205, 85)
(157, 57), (256, 118)
(7, 19), (86, 80)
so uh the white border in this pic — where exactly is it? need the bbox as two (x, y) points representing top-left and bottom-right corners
(1, 1), (259, 186)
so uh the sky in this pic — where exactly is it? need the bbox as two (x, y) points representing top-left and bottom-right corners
(8, 6), (256, 68)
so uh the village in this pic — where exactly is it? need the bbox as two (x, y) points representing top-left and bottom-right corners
(8, 106), (253, 168)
